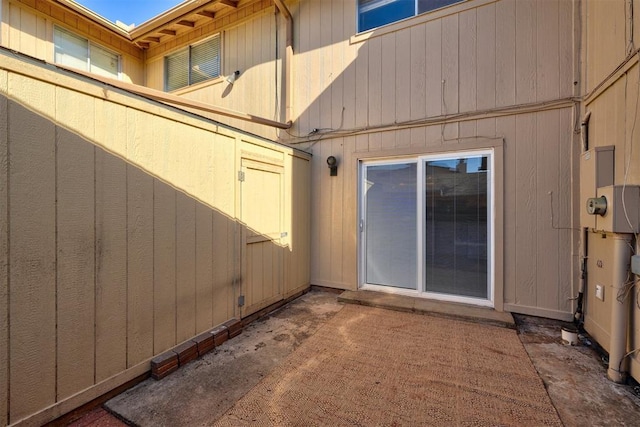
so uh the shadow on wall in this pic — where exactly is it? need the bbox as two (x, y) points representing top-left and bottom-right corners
(0, 95), (306, 425)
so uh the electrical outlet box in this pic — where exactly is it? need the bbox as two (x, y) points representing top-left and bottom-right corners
(594, 185), (640, 233)
(632, 255), (640, 276)
(595, 284), (604, 301)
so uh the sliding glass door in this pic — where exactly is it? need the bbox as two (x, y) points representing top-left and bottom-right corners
(363, 162), (418, 290)
(424, 156), (489, 299)
(360, 151), (493, 306)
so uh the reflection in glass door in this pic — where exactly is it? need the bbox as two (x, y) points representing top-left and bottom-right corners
(363, 162), (417, 290)
(360, 152), (492, 305)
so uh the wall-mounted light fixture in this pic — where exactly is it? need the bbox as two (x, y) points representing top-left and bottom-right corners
(327, 156), (338, 176)
(226, 70), (241, 84)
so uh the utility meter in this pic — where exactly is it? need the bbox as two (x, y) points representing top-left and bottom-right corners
(586, 196), (607, 216)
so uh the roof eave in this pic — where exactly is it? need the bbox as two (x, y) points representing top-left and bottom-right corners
(54, 0), (133, 40)
(129, 0), (210, 41)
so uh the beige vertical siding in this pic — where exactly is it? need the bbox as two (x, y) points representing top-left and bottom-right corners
(152, 179), (177, 354)
(582, 0), (640, 382)
(95, 149), (128, 383)
(9, 84), (57, 422)
(623, 63), (639, 185)
(1, 0), (144, 84)
(284, 154), (311, 296)
(6, 0), (49, 60)
(56, 127), (96, 400)
(275, 0), (578, 320)
(292, 0), (575, 136)
(176, 192), (197, 343)
(212, 134), (238, 326)
(0, 70), (8, 427)
(0, 0), (589, 416)
(126, 165), (155, 368)
(159, 0), (578, 319)
(586, 68), (640, 186)
(0, 52), (310, 426)
(196, 203), (214, 331)
(584, 0), (627, 94)
(303, 107), (575, 319)
(144, 9), (279, 138)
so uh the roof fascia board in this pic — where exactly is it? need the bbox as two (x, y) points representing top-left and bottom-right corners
(52, 0), (253, 47)
(52, 0), (133, 40)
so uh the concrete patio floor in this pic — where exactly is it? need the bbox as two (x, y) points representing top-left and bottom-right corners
(64, 289), (640, 426)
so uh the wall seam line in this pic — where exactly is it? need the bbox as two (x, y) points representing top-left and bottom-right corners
(174, 188), (177, 345)
(54, 122), (59, 403)
(124, 148), (129, 370)
(5, 79), (11, 425)
(92, 126), (97, 386)
(152, 177), (155, 355)
(192, 199), (196, 336)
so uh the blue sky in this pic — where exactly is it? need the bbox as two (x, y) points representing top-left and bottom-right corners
(75, 1), (183, 26)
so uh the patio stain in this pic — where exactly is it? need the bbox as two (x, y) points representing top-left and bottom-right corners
(70, 291), (640, 426)
(516, 314), (640, 426)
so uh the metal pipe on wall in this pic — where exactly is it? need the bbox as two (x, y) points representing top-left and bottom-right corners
(581, 111), (591, 152)
(575, 227), (588, 324)
(608, 233), (633, 383)
(273, 0), (294, 126)
(575, 111), (592, 325)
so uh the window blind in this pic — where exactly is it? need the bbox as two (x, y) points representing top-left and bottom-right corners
(54, 27), (89, 71)
(165, 35), (220, 91)
(191, 36), (221, 85)
(165, 48), (189, 92)
(54, 26), (119, 79)
(90, 44), (119, 79)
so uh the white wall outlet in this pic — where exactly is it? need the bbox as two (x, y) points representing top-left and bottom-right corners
(595, 284), (604, 301)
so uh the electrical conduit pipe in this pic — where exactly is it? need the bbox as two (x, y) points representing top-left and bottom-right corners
(273, 0), (293, 126)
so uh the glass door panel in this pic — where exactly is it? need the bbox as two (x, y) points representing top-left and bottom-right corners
(364, 163), (417, 290)
(425, 156), (488, 298)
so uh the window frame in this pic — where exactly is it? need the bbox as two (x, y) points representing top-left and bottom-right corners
(357, 0), (466, 33)
(164, 34), (222, 92)
(53, 25), (121, 80)
(358, 149), (495, 308)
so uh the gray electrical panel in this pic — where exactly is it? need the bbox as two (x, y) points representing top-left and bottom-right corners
(593, 185), (640, 233)
(580, 146), (615, 229)
(632, 255), (640, 275)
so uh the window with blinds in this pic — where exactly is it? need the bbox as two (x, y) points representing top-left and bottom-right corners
(54, 26), (120, 79)
(358, 0), (465, 32)
(361, 151), (493, 304)
(165, 35), (221, 92)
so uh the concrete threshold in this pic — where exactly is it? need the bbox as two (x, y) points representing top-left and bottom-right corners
(338, 290), (515, 329)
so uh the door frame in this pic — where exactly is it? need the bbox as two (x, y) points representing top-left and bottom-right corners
(358, 148), (496, 308)
(239, 155), (286, 318)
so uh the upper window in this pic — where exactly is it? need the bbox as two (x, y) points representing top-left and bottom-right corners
(54, 27), (120, 79)
(165, 35), (221, 92)
(358, 0), (465, 32)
